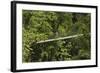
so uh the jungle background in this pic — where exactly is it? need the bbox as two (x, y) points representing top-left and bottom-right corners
(22, 10), (91, 63)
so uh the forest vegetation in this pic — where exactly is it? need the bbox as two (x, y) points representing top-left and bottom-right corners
(22, 10), (91, 63)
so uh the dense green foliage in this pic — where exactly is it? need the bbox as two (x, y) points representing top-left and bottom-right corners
(22, 10), (91, 62)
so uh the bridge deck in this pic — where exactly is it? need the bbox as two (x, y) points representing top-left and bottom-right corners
(36, 34), (84, 44)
